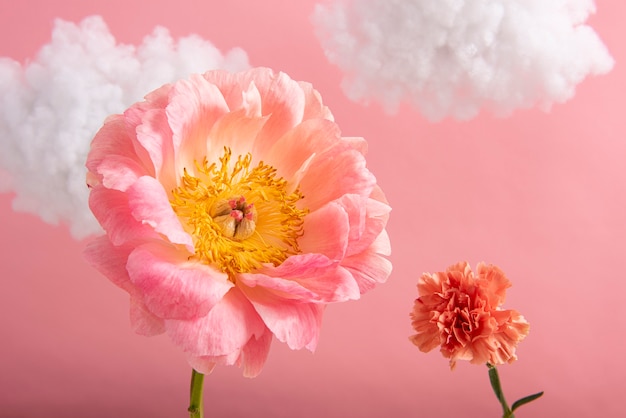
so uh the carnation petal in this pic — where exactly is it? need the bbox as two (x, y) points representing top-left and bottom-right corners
(476, 262), (511, 307)
(411, 262), (528, 368)
(127, 242), (232, 320)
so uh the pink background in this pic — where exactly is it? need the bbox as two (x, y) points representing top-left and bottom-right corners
(1, 1), (624, 417)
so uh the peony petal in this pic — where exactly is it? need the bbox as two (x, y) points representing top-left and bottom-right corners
(186, 356), (218, 376)
(240, 253), (360, 303)
(298, 201), (349, 261)
(240, 330), (273, 378)
(299, 80), (334, 121)
(205, 68), (307, 156)
(83, 235), (134, 292)
(166, 74), (230, 173)
(299, 147), (376, 211)
(341, 230), (393, 293)
(334, 192), (391, 257)
(264, 119), (344, 181)
(187, 327), (273, 378)
(89, 186), (160, 246)
(127, 241), (232, 320)
(87, 114), (154, 190)
(135, 107), (177, 191)
(241, 284), (325, 351)
(206, 107), (268, 161)
(165, 287), (266, 356)
(129, 296), (165, 336)
(126, 176), (194, 249)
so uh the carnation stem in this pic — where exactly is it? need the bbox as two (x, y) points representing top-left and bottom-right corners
(487, 363), (543, 418)
(188, 369), (205, 418)
(487, 363), (513, 418)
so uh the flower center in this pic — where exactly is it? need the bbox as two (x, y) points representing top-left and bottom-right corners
(210, 196), (258, 241)
(170, 147), (307, 279)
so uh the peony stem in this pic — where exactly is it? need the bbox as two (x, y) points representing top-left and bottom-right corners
(188, 369), (205, 418)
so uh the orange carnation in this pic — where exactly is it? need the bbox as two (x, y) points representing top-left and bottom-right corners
(410, 262), (530, 369)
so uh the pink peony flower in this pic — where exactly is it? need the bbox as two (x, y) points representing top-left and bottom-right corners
(84, 67), (391, 377)
(409, 262), (529, 369)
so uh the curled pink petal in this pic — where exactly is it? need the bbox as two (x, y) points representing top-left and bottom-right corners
(126, 176), (194, 250)
(165, 288), (266, 356)
(127, 242), (232, 320)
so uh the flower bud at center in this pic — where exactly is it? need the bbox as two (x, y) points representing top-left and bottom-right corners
(210, 196), (257, 240)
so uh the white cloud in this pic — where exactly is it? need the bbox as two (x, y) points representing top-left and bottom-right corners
(312, 0), (614, 121)
(0, 16), (250, 238)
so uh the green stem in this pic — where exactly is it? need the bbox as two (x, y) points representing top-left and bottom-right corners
(188, 369), (205, 418)
(487, 364), (513, 418)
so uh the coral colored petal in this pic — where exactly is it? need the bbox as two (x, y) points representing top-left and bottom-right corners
(165, 288), (266, 356)
(89, 186), (160, 246)
(206, 68), (307, 156)
(476, 262), (511, 307)
(166, 74), (229, 172)
(264, 119), (344, 180)
(299, 148), (376, 211)
(127, 242), (232, 320)
(238, 272), (319, 300)
(126, 176), (193, 249)
(335, 193), (391, 257)
(240, 253), (360, 302)
(341, 231), (393, 293)
(241, 284), (324, 351)
(292, 266), (360, 302)
(298, 202), (349, 261)
(300, 81), (334, 121)
(409, 329), (440, 353)
(206, 108), (268, 161)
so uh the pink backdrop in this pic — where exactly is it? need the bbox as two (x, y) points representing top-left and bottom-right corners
(1, 1), (624, 417)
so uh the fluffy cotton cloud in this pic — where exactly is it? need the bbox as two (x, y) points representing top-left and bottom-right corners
(312, 0), (614, 121)
(0, 16), (250, 239)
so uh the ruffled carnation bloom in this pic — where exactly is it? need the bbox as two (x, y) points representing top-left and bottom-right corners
(409, 262), (529, 369)
(84, 67), (391, 377)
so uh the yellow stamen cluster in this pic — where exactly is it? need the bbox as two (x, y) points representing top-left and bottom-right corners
(170, 148), (307, 279)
